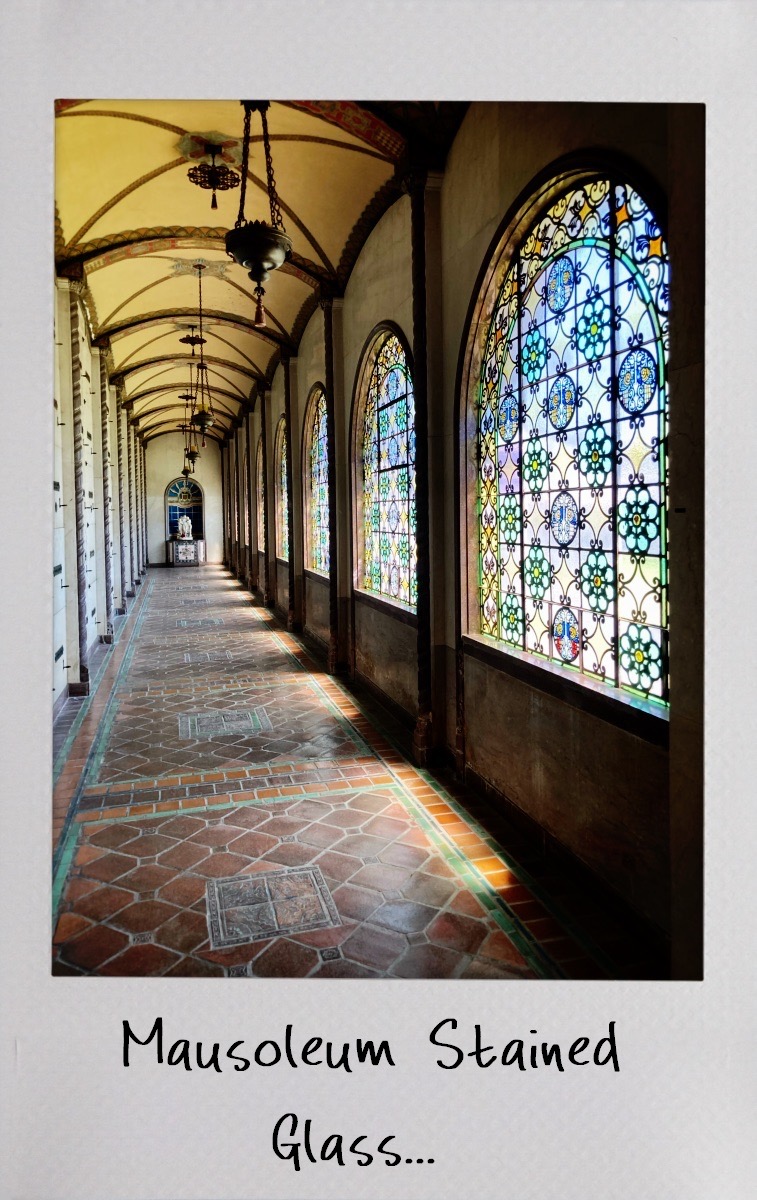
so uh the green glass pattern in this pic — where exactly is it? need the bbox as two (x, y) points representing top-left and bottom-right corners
(362, 333), (416, 608)
(477, 178), (669, 703)
(308, 389), (329, 573)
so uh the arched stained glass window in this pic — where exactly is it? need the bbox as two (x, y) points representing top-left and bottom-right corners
(476, 177), (669, 704)
(360, 331), (417, 608)
(256, 435), (264, 550)
(165, 477), (203, 539)
(242, 447), (249, 549)
(275, 418), (289, 561)
(307, 387), (329, 573)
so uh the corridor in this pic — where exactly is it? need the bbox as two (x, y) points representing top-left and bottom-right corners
(51, 566), (651, 980)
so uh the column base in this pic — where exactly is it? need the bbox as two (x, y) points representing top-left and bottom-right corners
(412, 712), (433, 767)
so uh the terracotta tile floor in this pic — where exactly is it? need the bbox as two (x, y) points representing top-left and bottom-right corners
(52, 565), (666, 979)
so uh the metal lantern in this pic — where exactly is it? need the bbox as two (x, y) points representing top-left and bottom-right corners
(225, 102), (292, 328)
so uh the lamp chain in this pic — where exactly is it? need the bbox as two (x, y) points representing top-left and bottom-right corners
(260, 105), (285, 231)
(236, 101), (252, 228)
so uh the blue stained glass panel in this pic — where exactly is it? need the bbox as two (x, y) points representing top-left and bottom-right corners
(308, 389), (329, 573)
(362, 333), (416, 608)
(166, 477), (203, 539)
(477, 178), (669, 703)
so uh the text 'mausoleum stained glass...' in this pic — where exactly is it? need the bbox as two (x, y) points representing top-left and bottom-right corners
(477, 179), (669, 704)
(308, 389), (329, 573)
(362, 333), (417, 608)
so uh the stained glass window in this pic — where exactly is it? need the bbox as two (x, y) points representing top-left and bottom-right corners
(361, 332), (417, 607)
(242, 448), (249, 548)
(276, 418), (289, 561)
(166, 477), (203, 539)
(307, 388), (329, 573)
(477, 179), (669, 704)
(256, 435), (264, 550)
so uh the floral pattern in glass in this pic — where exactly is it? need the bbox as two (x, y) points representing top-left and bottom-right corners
(308, 389), (329, 573)
(477, 179), (669, 704)
(362, 333), (416, 607)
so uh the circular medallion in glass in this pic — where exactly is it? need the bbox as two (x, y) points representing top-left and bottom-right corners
(547, 375), (577, 429)
(553, 606), (580, 662)
(546, 256), (575, 313)
(618, 348), (657, 414)
(549, 491), (579, 545)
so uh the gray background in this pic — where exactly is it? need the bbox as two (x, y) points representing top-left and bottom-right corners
(1, 1), (754, 1197)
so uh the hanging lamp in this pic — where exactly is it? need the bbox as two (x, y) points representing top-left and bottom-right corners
(188, 264), (216, 446)
(225, 101), (292, 328)
(187, 143), (240, 211)
(178, 328), (201, 470)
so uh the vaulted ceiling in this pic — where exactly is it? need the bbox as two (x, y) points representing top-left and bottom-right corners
(55, 99), (464, 445)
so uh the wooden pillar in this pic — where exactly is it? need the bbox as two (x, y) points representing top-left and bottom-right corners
(220, 442), (229, 567)
(283, 356), (296, 629)
(128, 416), (137, 590)
(229, 437), (237, 574)
(69, 291), (89, 693)
(141, 440), (148, 571)
(235, 424), (245, 579)
(116, 394), (129, 603)
(668, 106), (704, 979)
(246, 409), (256, 590)
(260, 388), (272, 607)
(99, 354), (115, 639)
(406, 169), (433, 765)
(134, 425), (144, 581)
(322, 297), (339, 673)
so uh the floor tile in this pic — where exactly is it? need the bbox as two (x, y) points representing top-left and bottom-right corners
(51, 567), (661, 980)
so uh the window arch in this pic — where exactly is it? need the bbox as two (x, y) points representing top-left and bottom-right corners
(469, 174), (669, 705)
(274, 416), (289, 561)
(255, 434), (264, 550)
(242, 446), (249, 549)
(354, 328), (417, 608)
(304, 385), (329, 574)
(165, 477), (203, 539)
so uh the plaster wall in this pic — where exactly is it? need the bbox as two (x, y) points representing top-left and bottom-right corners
(90, 350), (108, 633)
(119, 407), (136, 593)
(342, 194), (418, 710)
(297, 315), (327, 581)
(145, 434), (223, 563)
(354, 597), (418, 719)
(304, 573), (329, 648)
(53, 284), (73, 704)
(107, 385), (123, 611)
(76, 305), (101, 655)
(438, 102), (681, 929)
(269, 370), (286, 565)
(296, 310), (326, 432)
(463, 655), (669, 926)
(276, 560), (289, 617)
(342, 194), (413, 400)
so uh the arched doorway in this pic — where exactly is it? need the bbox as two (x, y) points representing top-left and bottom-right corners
(165, 477), (206, 565)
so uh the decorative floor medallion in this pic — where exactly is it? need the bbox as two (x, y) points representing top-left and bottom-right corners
(206, 866), (341, 949)
(183, 650), (233, 663)
(177, 708), (274, 738)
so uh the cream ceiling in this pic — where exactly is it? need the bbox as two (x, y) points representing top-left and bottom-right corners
(55, 99), (409, 444)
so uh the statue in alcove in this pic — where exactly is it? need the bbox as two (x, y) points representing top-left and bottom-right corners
(177, 514), (193, 540)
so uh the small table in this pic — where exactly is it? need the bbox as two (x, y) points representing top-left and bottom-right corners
(167, 538), (206, 566)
